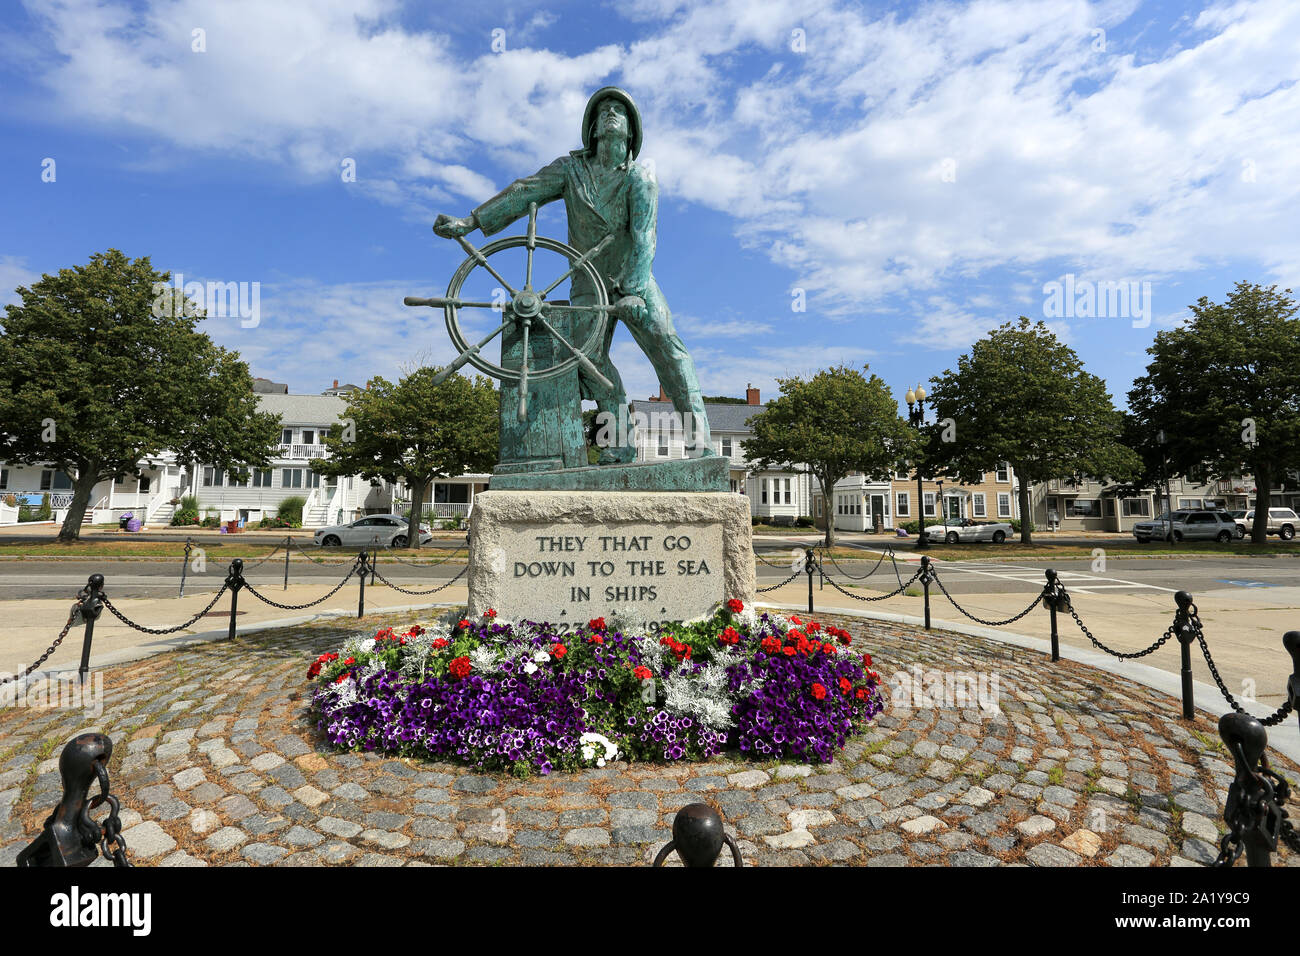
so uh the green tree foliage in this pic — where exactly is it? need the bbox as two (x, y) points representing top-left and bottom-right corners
(313, 368), (498, 548)
(1129, 282), (1300, 543)
(925, 318), (1138, 543)
(0, 250), (281, 540)
(742, 365), (915, 547)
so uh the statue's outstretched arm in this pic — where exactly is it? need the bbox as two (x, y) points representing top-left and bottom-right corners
(472, 157), (568, 237)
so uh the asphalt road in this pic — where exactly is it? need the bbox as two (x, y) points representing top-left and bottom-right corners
(3, 550), (1298, 601)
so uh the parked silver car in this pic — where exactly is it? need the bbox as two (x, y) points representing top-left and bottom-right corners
(1235, 508), (1299, 540)
(1133, 509), (1238, 543)
(922, 519), (1013, 544)
(313, 514), (432, 548)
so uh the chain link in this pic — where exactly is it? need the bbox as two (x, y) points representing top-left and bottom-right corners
(931, 572), (1043, 627)
(0, 604), (79, 685)
(240, 540), (287, 569)
(757, 568), (804, 592)
(1192, 618), (1295, 727)
(1066, 603), (1174, 659)
(102, 586), (230, 634)
(824, 548), (890, 581)
(290, 538), (347, 565)
(89, 760), (131, 867)
(375, 542), (467, 569)
(243, 562), (359, 610)
(821, 567), (922, 602)
(370, 564), (468, 595)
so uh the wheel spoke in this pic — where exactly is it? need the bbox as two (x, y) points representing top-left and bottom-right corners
(517, 319), (531, 423)
(456, 235), (519, 297)
(405, 295), (501, 310)
(525, 202), (537, 291)
(431, 316), (514, 386)
(533, 314), (614, 392)
(538, 233), (615, 298)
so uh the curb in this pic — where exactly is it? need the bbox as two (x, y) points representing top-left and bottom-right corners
(761, 600), (1300, 766)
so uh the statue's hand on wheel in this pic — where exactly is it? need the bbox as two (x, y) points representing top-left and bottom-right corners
(433, 213), (477, 239)
(615, 295), (647, 324)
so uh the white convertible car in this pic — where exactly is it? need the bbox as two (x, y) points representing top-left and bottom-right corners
(922, 519), (1013, 544)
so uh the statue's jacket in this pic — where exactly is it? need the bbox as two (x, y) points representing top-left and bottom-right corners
(473, 150), (658, 305)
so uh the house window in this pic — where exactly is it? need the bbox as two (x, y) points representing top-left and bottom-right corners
(1067, 498), (1101, 517)
(252, 469), (273, 488)
(301, 430), (315, 445)
(997, 492), (1012, 517)
(923, 492), (936, 516)
(1122, 498), (1151, 517)
(0, 469), (7, 490)
(657, 425), (668, 457)
(783, 478), (791, 505)
(760, 481), (768, 505)
(307, 471), (322, 489)
(202, 467), (224, 487)
(896, 492), (910, 517)
(973, 493), (986, 517)
(721, 438), (732, 457)
(996, 463), (1010, 482)
(1178, 498), (1202, 510)
(281, 428), (293, 445)
(282, 468), (304, 489)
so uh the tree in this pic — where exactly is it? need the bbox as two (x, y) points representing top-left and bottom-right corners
(313, 368), (498, 548)
(743, 365), (915, 547)
(1129, 282), (1300, 544)
(0, 250), (281, 540)
(925, 318), (1138, 543)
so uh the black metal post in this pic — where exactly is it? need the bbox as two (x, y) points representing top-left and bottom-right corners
(16, 733), (121, 867)
(652, 803), (742, 867)
(77, 574), (105, 684)
(1218, 712), (1273, 867)
(1173, 590), (1195, 719)
(1285, 630), (1300, 731)
(225, 558), (245, 641)
(357, 551), (368, 618)
(1044, 568), (1060, 662)
(178, 536), (192, 597)
(919, 555), (932, 630)
(283, 533), (291, 590)
(805, 548), (815, 614)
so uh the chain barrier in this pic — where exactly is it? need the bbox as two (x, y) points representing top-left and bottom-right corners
(1194, 623), (1294, 728)
(1065, 603), (1174, 660)
(757, 568), (804, 593)
(823, 547), (891, 581)
(1212, 713), (1297, 867)
(239, 539), (287, 570)
(370, 564), (468, 595)
(755, 548), (793, 569)
(930, 571), (1043, 627)
(17, 733), (132, 868)
(243, 558), (360, 611)
(290, 537), (346, 565)
(374, 539), (468, 568)
(102, 585), (229, 635)
(90, 759), (132, 867)
(821, 566), (922, 602)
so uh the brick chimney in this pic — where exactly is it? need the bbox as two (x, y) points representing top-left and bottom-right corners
(333, 379), (339, 388)
(651, 385), (669, 402)
(746, 383), (760, 405)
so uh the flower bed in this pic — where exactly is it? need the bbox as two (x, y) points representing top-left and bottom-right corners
(306, 601), (884, 777)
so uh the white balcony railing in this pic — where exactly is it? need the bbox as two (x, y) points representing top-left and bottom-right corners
(3, 491), (75, 509)
(278, 443), (328, 460)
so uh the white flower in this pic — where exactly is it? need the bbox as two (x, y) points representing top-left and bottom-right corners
(532, 650), (549, 663)
(358, 638), (376, 653)
(523, 661), (538, 675)
(578, 732), (619, 766)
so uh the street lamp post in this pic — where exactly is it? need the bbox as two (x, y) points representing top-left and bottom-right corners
(906, 385), (928, 549)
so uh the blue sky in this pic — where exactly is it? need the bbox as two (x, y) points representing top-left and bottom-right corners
(1, 0), (1297, 412)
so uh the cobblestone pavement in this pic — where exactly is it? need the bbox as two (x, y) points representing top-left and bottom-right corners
(1, 608), (1295, 867)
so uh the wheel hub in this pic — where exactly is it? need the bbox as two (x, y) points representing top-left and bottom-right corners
(512, 290), (542, 319)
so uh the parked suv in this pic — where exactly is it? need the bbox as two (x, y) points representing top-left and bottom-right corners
(1132, 509), (1239, 543)
(1234, 508), (1299, 540)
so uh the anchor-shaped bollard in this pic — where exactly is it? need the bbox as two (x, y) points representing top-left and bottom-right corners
(652, 803), (743, 867)
(1285, 631), (1300, 732)
(16, 733), (130, 867)
(1216, 712), (1281, 867)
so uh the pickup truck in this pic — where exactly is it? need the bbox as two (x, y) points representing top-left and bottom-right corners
(922, 519), (1013, 544)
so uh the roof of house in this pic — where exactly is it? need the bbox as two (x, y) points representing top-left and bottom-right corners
(629, 400), (767, 434)
(252, 377), (289, 394)
(256, 393), (348, 425)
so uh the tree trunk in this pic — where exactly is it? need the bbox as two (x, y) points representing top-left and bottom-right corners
(1252, 465), (1271, 544)
(1017, 475), (1033, 545)
(821, 474), (836, 550)
(406, 479), (428, 550)
(57, 467), (101, 542)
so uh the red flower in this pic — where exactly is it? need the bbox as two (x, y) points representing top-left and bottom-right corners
(633, 665), (652, 680)
(862, 652), (873, 668)
(484, 608), (497, 619)
(726, 599), (744, 614)
(718, 626), (741, 647)
(334, 671), (351, 684)
(457, 619), (471, 630)
(552, 643), (568, 659)
(406, 625), (425, 637)
(838, 676), (851, 696)
(790, 615), (803, 625)
(761, 636), (781, 654)
(782, 646), (796, 657)
(822, 642), (836, 655)
(589, 634), (604, 644)
(449, 656), (471, 680)
(588, 617), (607, 631)
(431, 637), (449, 650)
(855, 687), (871, 700)
(343, 657), (356, 666)
(807, 621), (822, 632)
(787, 629), (804, 642)
(810, 682), (827, 700)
